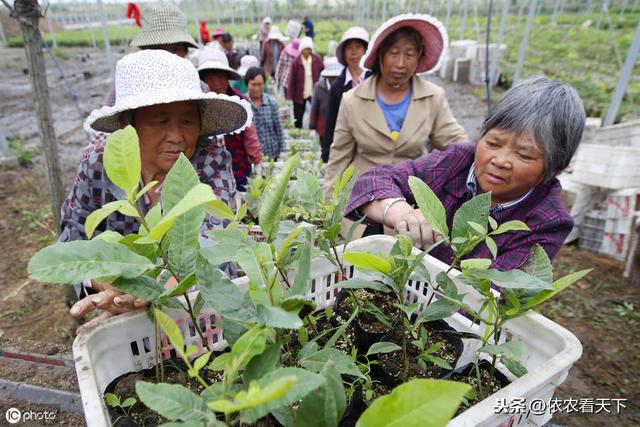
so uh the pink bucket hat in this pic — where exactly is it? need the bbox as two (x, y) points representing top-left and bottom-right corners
(362, 13), (448, 74)
(213, 27), (225, 38)
(336, 26), (369, 66)
(284, 39), (301, 57)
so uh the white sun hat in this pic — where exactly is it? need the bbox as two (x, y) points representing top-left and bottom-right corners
(362, 13), (448, 74)
(262, 16), (272, 24)
(299, 36), (314, 52)
(336, 26), (369, 66)
(237, 55), (259, 76)
(84, 50), (252, 136)
(321, 57), (344, 77)
(131, 1), (198, 49)
(197, 45), (241, 80)
(267, 26), (288, 43)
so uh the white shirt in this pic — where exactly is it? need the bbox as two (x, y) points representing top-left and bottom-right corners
(344, 67), (365, 88)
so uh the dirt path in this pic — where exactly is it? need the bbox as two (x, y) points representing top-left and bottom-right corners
(0, 46), (638, 426)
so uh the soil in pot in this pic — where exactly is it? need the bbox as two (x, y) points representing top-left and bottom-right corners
(374, 322), (463, 387)
(448, 359), (512, 410)
(105, 357), (225, 426)
(335, 288), (399, 354)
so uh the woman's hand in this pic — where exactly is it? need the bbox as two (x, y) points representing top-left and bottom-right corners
(70, 280), (149, 330)
(387, 207), (436, 250)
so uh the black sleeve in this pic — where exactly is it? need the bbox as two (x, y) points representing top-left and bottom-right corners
(323, 78), (344, 159)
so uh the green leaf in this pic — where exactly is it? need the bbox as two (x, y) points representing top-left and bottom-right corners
(343, 252), (391, 274)
(502, 357), (528, 378)
(166, 204), (205, 282)
(155, 309), (185, 358)
(464, 268), (553, 290)
(231, 326), (270, 370)
(452, 192), (491, 243)
(150, 183), (218, 241)
(111, 276), (164, 302)
(259, 154), (300, 242)
(356, 379), (471, 427)
(408, 176), (449, 238)
(256, 305), (303, 329)
(243, 342), (281, 384)
(488, 216), (498, 231)
(295, 169), (323, 212)
(240, 368), (325, 424)
(135, 382), (212, 423)
(276, 227), (303, 264)
(527, 244), (553, 284)
(286, 231), (313, 296)
(135, 180), (159, 202)
(299, 347), (362, 378)
(280, 295), (316, 315)
(144, 204), (163, 230)
(490, 220), (531, 235)
(523, 269), (592, 309)
(196, 255), (258, 324)
(479, 341), (524, 360)
(420, 298), (460, 322)
(104, 393), (120, 407)
(236, 243), (273, 303)
(329, 165), (358, 227)
(161, 274), (197, 299)
(208, 376), (297, 413)
(94, 230), (124, 244)
(85, 200), (139, 239)
(209, 353), (232, 371)
(121, 397), (137, 408)
(162, 154), (199, 212)
(193, 352), (212, 372)
(338, 279), (391, 293)
(28, 240), (155, 284)
(467, 221), (487, 235)
(205, 200), (236, 220)
(103, 125), (141, 199)
(294, 365), (346, 427)
(160, 422), (210, 427)
(485, 236), (498, 259)
(200, 228), (256, 265)
(460, 258), (492, 270)
(366, 342), (402, 356)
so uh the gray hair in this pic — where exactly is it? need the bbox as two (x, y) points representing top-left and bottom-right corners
(481, 75), (586, 182)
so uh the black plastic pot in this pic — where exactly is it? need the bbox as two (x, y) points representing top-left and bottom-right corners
(334, 289), (398, 355)
(373, 319), (465, 388)
(338, 385), (367, 427)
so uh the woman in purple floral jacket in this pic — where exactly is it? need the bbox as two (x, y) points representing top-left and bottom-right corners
(347, 76), (586, 271)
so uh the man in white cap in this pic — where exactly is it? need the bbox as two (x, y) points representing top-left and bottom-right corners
(261, 26), (287, 78)
(310, 57), (344, 162)
(287, 36), (324, 129)
(258, 16), (272, 50)
(198, 47), (263, 191)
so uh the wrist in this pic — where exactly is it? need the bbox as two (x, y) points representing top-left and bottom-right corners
(382, 199), (410, 227)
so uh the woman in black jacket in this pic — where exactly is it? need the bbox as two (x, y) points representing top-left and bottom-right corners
(323, 27), (370, 162)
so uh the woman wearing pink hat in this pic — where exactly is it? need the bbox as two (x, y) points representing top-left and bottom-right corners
(324, 14), (468, 238)
(324, 26), (370, 163)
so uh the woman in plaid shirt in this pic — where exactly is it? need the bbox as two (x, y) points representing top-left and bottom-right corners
(245, 67), (285, 160)
(347, 76), (586, 271)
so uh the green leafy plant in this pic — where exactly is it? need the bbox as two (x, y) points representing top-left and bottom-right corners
(104, 392), (137, 420)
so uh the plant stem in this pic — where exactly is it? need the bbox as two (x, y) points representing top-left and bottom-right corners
(276, 264), (292, 288)
(184, 294), (211, 352)
(402, 327), (409, 381)
(425, 254), (460, 306)
(331, 241), (347, 278)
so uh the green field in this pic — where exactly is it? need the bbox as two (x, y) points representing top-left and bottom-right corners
(6, 9), (639, 123)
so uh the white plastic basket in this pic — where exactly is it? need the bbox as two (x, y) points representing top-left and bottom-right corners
(570, 143), (640, 189)
(73, 235), (582, 427)
(594, 119), (640, 147)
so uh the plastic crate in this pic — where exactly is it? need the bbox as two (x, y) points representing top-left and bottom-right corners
(578, 209), (606, 252)
(594, 119), (640, 147)
(73, 235), (582, 427)
(570, 143), (640, 189)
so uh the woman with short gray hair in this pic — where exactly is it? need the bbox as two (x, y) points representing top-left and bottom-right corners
(344, 76), (586, 272)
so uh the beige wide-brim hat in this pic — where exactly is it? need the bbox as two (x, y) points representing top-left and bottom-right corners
(131, 1), (198, 48)
(84, 50), (252, 136)
(336, 26), (369, 66)
(362, 13), (448, 74)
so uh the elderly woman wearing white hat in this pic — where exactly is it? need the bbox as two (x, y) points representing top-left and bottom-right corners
(324, 14), (468, 238)
(287, 36), (324, 129)
(261, 26), (288, 77)
(324, 26), (370, 163)
(198, 47), (263, 191)
(311, 57), (344, 161)
(66, 50), (251, 319)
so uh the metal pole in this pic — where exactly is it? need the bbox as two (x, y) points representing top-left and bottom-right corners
(83, 0), (97, 49)
(96, 0), (114, 81)
(490, 0), (508, 86)
(373, 0), (378, 27)
(0, 126), (10, 158)
(216, 0), (221, 26)
(192, 0), (201, 45)
(620, 0), (629, 17)
(517, 0), (527, 26)
(46, 3), (58, 49)
(595, 0), (607, 32)
(445, 0), (452, 33)
(513, 0), (539, 84)
(382, 0), (388, 22)
(0, 18), (6, 54)
(459, 0), (468, 40)
(603, 22), (640, 126)
(551, 0), (561, 24)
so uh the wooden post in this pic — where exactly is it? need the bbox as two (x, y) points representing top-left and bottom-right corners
(6, 0), (63, 233)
